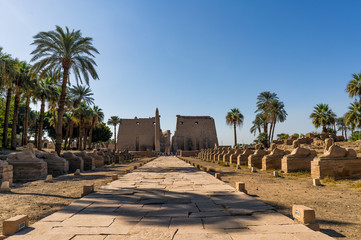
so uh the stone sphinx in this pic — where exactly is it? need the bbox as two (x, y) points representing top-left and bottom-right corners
(222, 147), (235, 163)
(262, 144), (289, 170)
(61, 152), (84, 173)
(36, 151), (69, 176)
(311, 143), (361, 179)
(229, 147), (244, 164)
(75, 151), (95, 170)
(237, 146), (254, 165)
(248, 144), (270, 169)
(86, 150), (104, 168)
(7, 144), (47, 181)
(281, 140), (317, 173)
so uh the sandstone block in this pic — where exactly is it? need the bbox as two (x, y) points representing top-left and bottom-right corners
(292, 205), (316, 224)
(112, 174), (118, 181)
(82, 184), (94, 196)
(235, 182), (246, 193)
(313, 178), (321, 186)
(3, 215), (29, 236)
(0, 181), (10, 192)
(44, 175), (53, 183)
(214, 173), (221, 179)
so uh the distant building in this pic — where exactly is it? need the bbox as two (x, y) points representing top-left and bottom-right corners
(171, 115), (218, 151)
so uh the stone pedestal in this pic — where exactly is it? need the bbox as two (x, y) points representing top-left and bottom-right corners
(86, 150), (104, 168)
(262, 155), (283, 170)
(61, 152), (84, 173)
(75, 152), (95, 171)
(7, 144), (47, 181)
(281, 156), (314, 173)
(0, 160), (13, 185)
(36, 152), (69, 176)
(311, 157), (361, 179)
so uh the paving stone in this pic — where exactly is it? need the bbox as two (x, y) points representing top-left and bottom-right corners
(7, 157), (334, 240)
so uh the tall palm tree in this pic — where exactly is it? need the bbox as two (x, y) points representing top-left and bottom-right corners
(336, 116), (347, 140)
(73, 102), (92, 150)
(256, 91), (278, 136)
(88, 106), (104, 149)
(65, 84), (94, 149)
(107, 116), (121, 152)
(34, 74), (59, 150)
(21, 70), (37, 146)
(226, 108), (244, 146)
(346, 73), (361, 103)
(345, 102), (361, 133)
(310, 103), (336, 133)
(11, 61), (31, 149)
(1, 55), (16, 148)
(31, 26), (99, 155)
(267, 99), (287, 142)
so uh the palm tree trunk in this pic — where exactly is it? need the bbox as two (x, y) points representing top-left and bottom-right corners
(2, 86), (12, 148)
(37, 97), (45, 150)
(78, 121), (83, 150)
(268, 120), (273, 144)
(322, 124), (327, 133)
(271, 121), (276, 142)
(83, 126), (88, 150)
(55, 68), (69, 155)
(64, 121), (70, 149)
(22, 94), (30, 146)
(263, 123), (268, 136)
(88, 119), (95, 149)
(66, 119), (74, 150)
(233, 123), (237, 147)
(10, 86), (21, 150)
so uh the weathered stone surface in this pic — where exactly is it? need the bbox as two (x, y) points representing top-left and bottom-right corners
(86, 150), (104, 168)
(248, 147), (270, 169)
(7, 144), (47, 181)
(237, 148), (254, 165)
(36, 152), (69, 176)
(281, 144), (317, 173)
(74, 151), (95, 170)
(61, 152), (84, 173)
(262, 147), (289, 170)
(0, 160), (13, 185)
(7, 157), (332, 240)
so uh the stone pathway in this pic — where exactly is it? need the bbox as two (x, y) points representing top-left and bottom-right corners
(8, 157), (334, 239)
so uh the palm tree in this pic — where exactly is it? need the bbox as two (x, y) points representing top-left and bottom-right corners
(1, 55), (16, 148)
(21, 73), (38, 146)
(346, 73), (361, 103)
(310, 103), (336, 133)
(31, 26), (99, 155)
(345, 102), (361, 134)
(88, 106), (104, 149)
(226, 108), (244, 146)
(73, 102), (92, 150)
(11, 61), (31, 149)
(65, 84), (94, 149)
(34, 74), (59, 150)
(256, 91), (278, 136)
(107, 116), (121, 152)
(336, 116), (347, 140)
(250, 113), (265, 136)
(267, 99), (287, 142)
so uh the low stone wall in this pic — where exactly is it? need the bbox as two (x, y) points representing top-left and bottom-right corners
(129, 151), (155, 158)
(281, 156), (314, 173)
(179, 150), (200, 157)
(311, 158), (361, 179)
(262, 155), (283, 170)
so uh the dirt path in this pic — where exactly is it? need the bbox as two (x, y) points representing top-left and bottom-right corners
(181, 157), (361, 240)
(0, 157), (154, 234)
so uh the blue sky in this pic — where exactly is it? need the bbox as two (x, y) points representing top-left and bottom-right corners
(1, 0), (361, 144)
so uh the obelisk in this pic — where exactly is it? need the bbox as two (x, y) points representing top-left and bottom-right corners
(155, 108), (161, 152)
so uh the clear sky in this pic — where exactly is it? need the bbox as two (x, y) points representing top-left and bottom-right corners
(1, 0), (361, 145)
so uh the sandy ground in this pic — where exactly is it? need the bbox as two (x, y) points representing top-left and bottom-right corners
(181, 157), (361, 240)
(0, 157), (154, 234)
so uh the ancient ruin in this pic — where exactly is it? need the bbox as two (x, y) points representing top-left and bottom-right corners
(86, 150), (104, 168)
(36, 152), (69, 176)
(248, 144), (270, 169)
(171, 115), (218, 151)
(0, 160), (13, 185)
(7, 144), (47, 181)
(262, 144), (289, 170)
(74, 151), (95, 170)
(237, 146), (254, 165)
(281, 140), (317, 173)
(61, 152), (84, 173)
(311, 141), (361, 179)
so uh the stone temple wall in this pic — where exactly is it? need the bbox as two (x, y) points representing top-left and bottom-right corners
(171, 115), (218, 151)
(117, 117), (159, 151)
